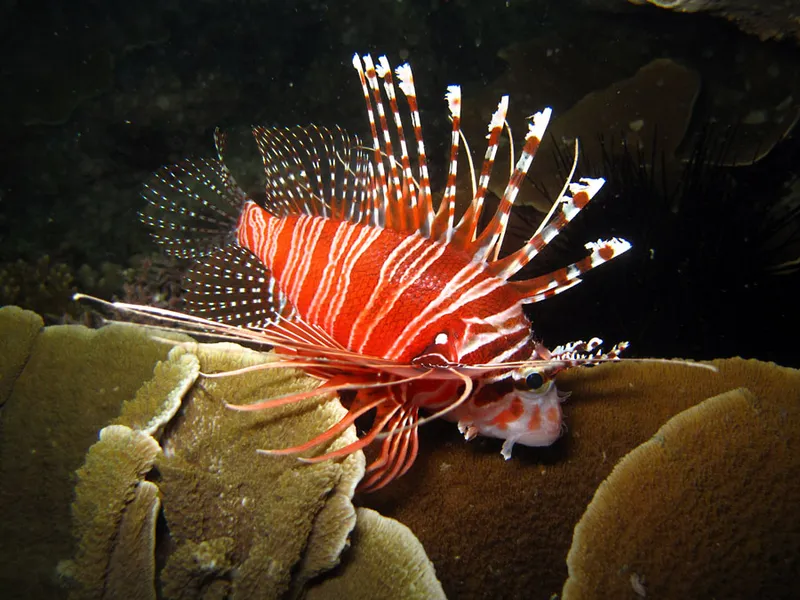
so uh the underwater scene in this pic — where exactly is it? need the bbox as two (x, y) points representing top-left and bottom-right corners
(1, 0), (799, 598)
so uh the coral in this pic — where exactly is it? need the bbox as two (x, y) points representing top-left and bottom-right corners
(0, 310), (450, 599)
(114, 346), (200, 437)
(121, 254), (187, 312)
(563, 385), (800, 598)
(0, 306), (42, 405)
(160, 537), (236, 600)
(75, 262), (131, 305)
(0, 317), (180, 599)
(106, 480), (160, 600)
(0, 256), (77, 319)
(363, 358), (800, 599)
(306, 507), (446, 600)
(69, 425), (161, 600)
(155, 341), (366, 599)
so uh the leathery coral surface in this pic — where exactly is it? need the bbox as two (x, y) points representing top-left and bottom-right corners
(362, 358), (800, 599)
(563, 386), (800, 599)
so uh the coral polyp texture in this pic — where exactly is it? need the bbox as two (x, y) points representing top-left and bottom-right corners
(0, 306), (444, 600)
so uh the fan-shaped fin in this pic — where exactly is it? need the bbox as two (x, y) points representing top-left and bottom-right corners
(251, 125), (375, 225)
(184, 244), (295, 328)
(140, 157), (247, 259)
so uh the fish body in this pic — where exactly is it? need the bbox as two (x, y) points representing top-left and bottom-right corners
(141, 54), (631, 491)
(236, 206), (534, 366)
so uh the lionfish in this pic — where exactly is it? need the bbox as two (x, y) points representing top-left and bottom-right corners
(80, 54), (690, 492)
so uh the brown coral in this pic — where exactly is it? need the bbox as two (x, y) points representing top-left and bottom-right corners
(0, 306), (42, 405)
(0, 309), (442, 599)
(363, 358), (800, 599)
(106, 480), (161, 600)
(307, 507), (446, 600)
(155, 341), (366, 599)
(563, 384), (800, 598)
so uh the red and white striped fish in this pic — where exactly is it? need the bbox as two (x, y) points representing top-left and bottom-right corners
(103, 54), (643, 491)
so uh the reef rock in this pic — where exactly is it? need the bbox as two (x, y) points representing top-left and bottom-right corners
(629, 0), (800, 44)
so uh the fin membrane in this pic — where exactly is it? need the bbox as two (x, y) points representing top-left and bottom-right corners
(184, 244), (295, 328)
(140, 157), (247, 259)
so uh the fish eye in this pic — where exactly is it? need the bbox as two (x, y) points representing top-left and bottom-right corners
(513, 368), (550, 392)
(525, 371), (545, 390)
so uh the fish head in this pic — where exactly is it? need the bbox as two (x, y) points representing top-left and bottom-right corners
(450, 365), (568, 458)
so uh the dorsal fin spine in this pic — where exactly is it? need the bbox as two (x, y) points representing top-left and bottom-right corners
(432, 84), (462, 243)
(509, 237), (632, 301)
(376, 56), (421, 234)
(451, 95), (509, 248)
(352, 54), (390, 225)
(363, 55), (404, 231)
(471, 110), (549, 262)
(395, 63), (434, 236)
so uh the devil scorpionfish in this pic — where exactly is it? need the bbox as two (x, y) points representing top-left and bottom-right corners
(118, 54), (638, 492)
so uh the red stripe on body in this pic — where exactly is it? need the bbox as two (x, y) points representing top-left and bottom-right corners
(237, 200), (535, 365)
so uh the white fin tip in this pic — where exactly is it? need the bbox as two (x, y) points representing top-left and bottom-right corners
(488, 96), (510, 133)
(395, 63), (415, 96)
(376, 55), (391, 77)
(585, 237), (632, 256)
(568, 177), (605, 198)
(445, 85), (461, 117)
(526, 107), (553, 141)
(362, 54), (376, 71)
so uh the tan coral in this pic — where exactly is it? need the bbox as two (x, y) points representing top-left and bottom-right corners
(105, 480), (160, 600)
(156, 341), (366, 599)
(160, 537), (236, 600)
(114, 345), (200, 437)
(563, 385), (800, 598)
(0, 319), (180, 600)
(306, 508), (446, 600)
(69, 425), (161, 600)
(0, 306), (43, 405)
(1, 312), (426, 600)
